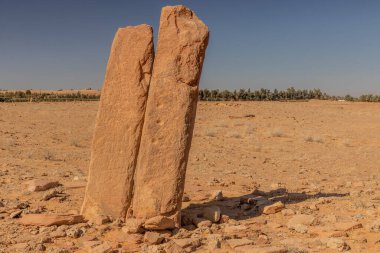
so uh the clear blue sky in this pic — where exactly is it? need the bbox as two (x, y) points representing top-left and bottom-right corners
(1, 0), (380, 96)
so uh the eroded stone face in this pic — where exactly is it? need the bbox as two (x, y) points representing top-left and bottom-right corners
(81, 24), (154, 221)
(129, 5), (209, 226)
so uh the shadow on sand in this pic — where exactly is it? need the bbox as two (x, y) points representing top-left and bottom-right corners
(181, 188), (349, 222)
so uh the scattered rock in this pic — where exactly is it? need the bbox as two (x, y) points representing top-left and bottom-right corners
(235, 246), (287, 253)
(143, 215), (176, 230)
(38, 235), (52, 243)
(335, 222), (362, 232)
(292, 224), (308, 234)
(224, 225), (248, 234)
(41, 187), (65, 201)
(324, 238), (350, 251)
(182, 194), (191, 202)
(308, 203), (319, 210)
(213, 190), (224, 201)
(263, 202), (284, 214)
(172, 238), (201, 251)
(66, 227), (83, 238)
(193, 217), (212, 228)
(88, 242), (112, 253)
(160, 240), (184, 252)
(227, 238), (254, 249)
(257, 234), (270, 245)
(220, 214), (230, 223)
(50, 230), (66, 238)
(27, 179), (60, 192)
(202, 205), (221, 222)
(10, 210), (23, 219)
(144, 231), (164, 245)
(240, 197), (257, 205)
(206, 234), (223, 250)
(19, 214), (85, 226)
(35, 243), (46, 251)
(122, 218), (145, 234)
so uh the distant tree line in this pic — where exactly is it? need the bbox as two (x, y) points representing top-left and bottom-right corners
(199, 87), (329, 101)
(198, 87), (380, 102)
(1, 87), (379, 103)
(0, 90), (100, 102)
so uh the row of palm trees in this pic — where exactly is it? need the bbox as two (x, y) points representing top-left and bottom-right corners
(199, 87), (380, 102)
(199, 87), (331, 101)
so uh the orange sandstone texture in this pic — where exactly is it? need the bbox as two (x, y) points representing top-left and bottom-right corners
(129, 6), (209, 227)
(19, 214), (85, 226)
(81, 25), (154, 221)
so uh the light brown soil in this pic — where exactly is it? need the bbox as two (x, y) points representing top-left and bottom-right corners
(1, 100), (380, 252)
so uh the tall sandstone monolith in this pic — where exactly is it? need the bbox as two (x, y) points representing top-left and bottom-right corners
(81, 24), (154, 221)
(129, 6), (209, 228)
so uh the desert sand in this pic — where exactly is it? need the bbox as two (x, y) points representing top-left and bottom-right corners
(1, 100), (380, 252)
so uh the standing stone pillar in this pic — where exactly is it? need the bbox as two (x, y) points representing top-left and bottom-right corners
(129, 6), (209, 228)
(81, 25), (154, 221)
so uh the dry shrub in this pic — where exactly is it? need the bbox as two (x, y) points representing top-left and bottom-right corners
(304, 135), (323, 143)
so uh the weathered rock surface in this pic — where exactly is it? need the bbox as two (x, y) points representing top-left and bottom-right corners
(172, 238), (201, 250)
(19, 214), (85, 226)
(262, 201), (285, 214)
(143, 215), (176, 230)
(81, 24), (154, 221)
(144, 231), (164, 245)
(130, 5), (209, 227)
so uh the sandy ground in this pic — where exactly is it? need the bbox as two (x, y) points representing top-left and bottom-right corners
(1, 100), (380, 252)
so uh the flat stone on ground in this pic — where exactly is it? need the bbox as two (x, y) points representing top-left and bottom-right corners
(19, 214), (85, 226)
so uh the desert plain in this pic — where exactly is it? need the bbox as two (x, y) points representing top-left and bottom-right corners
(1, 100), (380, 252)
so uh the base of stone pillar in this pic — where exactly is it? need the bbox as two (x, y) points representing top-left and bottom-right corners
(125, 212), (181, 231)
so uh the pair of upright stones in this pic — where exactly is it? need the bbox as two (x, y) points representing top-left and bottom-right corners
(81, 6), (209, 229)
